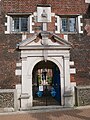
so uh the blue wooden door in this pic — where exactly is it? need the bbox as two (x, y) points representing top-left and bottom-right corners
(53, 65), (61, 104)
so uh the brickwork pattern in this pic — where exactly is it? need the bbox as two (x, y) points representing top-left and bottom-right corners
(1, 0), (88, 14)
(0, 0), (89, 88)
(69, 33), (90, 85)
(0, 34), (22, 88)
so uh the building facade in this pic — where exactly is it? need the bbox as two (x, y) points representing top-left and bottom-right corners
(0, 0), (90, 111)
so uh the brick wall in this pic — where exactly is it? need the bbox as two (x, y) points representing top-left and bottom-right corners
(69, 32), (90, 85)
(0, 34), (22, 88)
(0, 0), (90, 88)
(47, 0), (88, 14)
(1, 0), (88, 14)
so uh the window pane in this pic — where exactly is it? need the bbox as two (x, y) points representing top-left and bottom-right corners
(61, 17), (76, 32)
(12, 16), (28, 32)
(21, 17), (28, 31)
(62, 18), (68, 32)
(13, 17), (19, 31)
(69, 18), (76, 32)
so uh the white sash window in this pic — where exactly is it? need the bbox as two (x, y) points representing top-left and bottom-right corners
(5, 14), (35, 34)
(55, 15), (83, 34)
(11, 16), (28, 32)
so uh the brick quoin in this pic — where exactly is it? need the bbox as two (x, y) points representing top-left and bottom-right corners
(0, 0), (90, 88)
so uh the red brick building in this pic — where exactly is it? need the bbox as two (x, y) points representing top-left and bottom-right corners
(0, 0), (90, 111)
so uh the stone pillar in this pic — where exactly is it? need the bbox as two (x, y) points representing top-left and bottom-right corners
(42, 23), (47, 31)
(64, 56), (71, 90)
(60, 73), (64, 106)
(63, 56), (73, 107)
(20, 57), (31, 110)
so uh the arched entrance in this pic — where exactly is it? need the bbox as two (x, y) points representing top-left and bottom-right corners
(32, 60), (61, 106)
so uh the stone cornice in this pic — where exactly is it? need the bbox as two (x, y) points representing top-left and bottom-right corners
(19, 45), (71, 50)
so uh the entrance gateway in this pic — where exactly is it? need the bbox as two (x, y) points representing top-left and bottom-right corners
(16, 4), (76, 110)
(32, 60), (61, 106)
(16, 31), (76, 109)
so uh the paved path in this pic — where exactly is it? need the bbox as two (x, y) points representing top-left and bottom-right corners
(0, 107), (90, 120)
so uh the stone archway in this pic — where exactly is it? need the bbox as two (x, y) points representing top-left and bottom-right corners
(32, 60), (61, 106)
(17, 30), (76, 109)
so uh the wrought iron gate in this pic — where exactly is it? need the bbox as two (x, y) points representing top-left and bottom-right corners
(33, 84), (60, 106)
(33, 68), (61, 106)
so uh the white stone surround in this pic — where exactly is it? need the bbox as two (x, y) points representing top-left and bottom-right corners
(15, 32), (76, 110)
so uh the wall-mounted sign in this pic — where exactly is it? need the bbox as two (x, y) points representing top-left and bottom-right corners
(39, 86), (43, 91)
(37, 5), (51, 22)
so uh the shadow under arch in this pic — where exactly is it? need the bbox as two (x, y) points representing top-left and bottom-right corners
(32, 60), (61, 106)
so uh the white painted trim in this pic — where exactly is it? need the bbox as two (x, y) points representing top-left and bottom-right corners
(15, 70), (22, 75)
(77, 15), (83, 33)
(64, 35), (68, 41)
(33, 12), (37, 22)
(33, 12), (37, 16)
(16, 63), (22, 67)
(70, 68), (76, 74)
(5, 23), (7, 26)
(70, 61), (74, 66)
(55, 15), (60, 33)
(29, 15), (35, 33)
(5, 15), (11, 34)
(22, 34), (27, 41)
(51, 13), (55, 16)
(85, 0), (90, 3)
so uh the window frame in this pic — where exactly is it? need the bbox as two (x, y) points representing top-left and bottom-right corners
(5, 13), (35, 34)
(55, 15), (83, 34)
(11, 15), (29, 33)
(60, 15), (77, 33)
